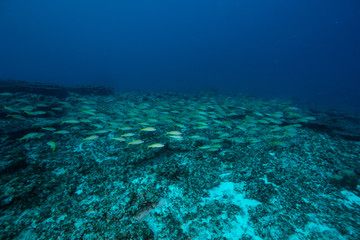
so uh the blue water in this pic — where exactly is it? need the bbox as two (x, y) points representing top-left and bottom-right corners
(0, 0), (359, 112)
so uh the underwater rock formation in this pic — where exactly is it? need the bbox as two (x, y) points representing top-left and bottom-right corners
(0, 79), (113, 98)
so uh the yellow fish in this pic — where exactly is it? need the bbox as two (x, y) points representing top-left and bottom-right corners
(61, 119), (80, 124)
(19, 132), (40, 141)
(147, 143), (165, 149)
(198, 145), (212, 150)
(168, 135), (184, 140)
(91, 129), (110, 134)
(121, 133), (136, 137)
(189, 135), (202, 140)
(140, 127), (156, 132)
(111, 137), (126, 141)
(7, 114), (26, 120)
(127, 140), (144, 146)
(81, 110), (96, 115)
(47, 141), (56, 152)
(42, 127), (57, 131)
(83, 135), (99, 141)
(166, 131), (182, 135)
(26, 111), (47, 116)
(54, 130), (70, 134)
(118, 126), (133, 131)
(4, 105), (20, 113)
(0, 92), (13, 97)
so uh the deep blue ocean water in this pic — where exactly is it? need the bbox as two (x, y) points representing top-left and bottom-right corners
(0, 0), (359, 111)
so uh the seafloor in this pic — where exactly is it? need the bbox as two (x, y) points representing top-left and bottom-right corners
(0, 90), (359, 239)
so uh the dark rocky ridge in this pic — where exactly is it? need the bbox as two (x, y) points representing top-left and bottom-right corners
(0, 79), (113, 97)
